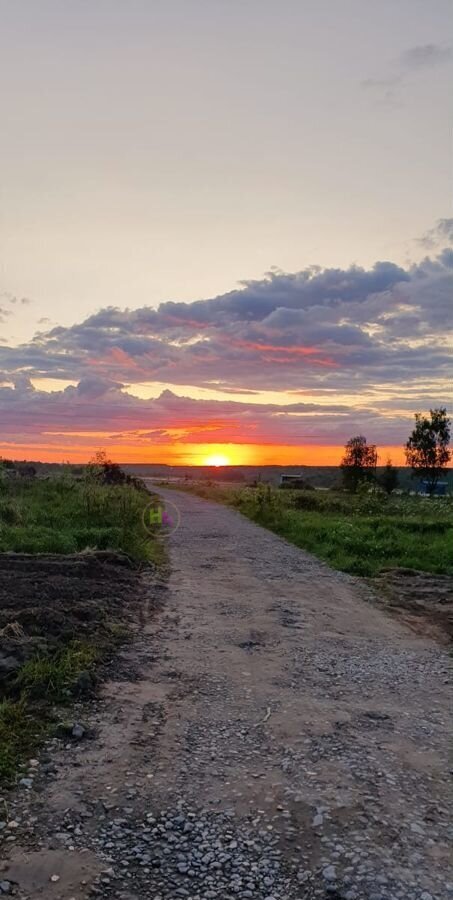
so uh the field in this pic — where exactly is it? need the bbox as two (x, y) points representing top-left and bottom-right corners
(126, 462), (453, 492)
(0, 469), (157, 783)
(0, 472), (153, 561)
(171, 481), (453, 577)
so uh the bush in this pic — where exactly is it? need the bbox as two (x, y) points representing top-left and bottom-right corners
(293, 492), (322, 511)
(0, 499), (22, 526)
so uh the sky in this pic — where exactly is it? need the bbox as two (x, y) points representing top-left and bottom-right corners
(0, 0), (451, 465)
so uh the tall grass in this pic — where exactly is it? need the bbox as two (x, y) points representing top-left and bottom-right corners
(0, 475), (153, 560)
(178, 482), (453, 577)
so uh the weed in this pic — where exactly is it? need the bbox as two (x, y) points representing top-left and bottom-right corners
(15, 642), (98, 700)
(0, 697), (47, 781)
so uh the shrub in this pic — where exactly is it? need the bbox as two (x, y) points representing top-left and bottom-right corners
(293, 492), (322, 511)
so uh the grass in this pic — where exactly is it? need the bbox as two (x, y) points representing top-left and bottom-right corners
(0, 468), (162, 783)
(0, 641), (98, 781)
(0, 474), (154, 561)
(0, 697), (48, 782)
(15, 642), (99, 700)
(0, 634), (129, 784)
(173, 481), (453, 577)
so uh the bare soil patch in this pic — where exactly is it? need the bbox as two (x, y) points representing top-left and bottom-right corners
(372, 567), (453, 643)
(0, 551), (148, 689)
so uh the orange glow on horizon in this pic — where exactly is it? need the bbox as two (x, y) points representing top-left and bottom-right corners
(0, 442), (409, 467)
(203, 452), (231, 467)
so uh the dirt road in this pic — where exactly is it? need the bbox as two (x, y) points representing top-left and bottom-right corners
(2, 488), (452, 899)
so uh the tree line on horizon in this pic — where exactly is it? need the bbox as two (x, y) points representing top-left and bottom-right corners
(340, 407), (451, 495)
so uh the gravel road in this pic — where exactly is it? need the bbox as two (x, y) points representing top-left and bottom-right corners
(2, 488), (452, 900)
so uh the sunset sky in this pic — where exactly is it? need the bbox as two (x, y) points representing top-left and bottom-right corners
(0, 1), (451, 466)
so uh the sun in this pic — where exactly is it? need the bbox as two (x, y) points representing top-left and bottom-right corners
(204, 452), (231, 467)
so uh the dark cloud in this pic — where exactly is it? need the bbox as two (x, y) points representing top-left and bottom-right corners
(401, 44), (453, 70)
(76, 375), (125, 398)
(0, 252), (451, 395)
(418, 218), (453, 250)
(0, 291), (32, 307)
(0, 245), (450, 452)
(361, 75), (402, 106)
(12, 374), (35, 393)
(363, 43), (452, 103)
(0, 382), (423, 450)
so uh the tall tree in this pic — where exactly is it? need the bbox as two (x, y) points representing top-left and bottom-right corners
(341, 435), (378, 493)
(405, 408), (451, 495)
(378, 458), (399, 495)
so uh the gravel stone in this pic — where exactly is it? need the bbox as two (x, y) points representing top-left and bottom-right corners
(1, 488), (452, 900)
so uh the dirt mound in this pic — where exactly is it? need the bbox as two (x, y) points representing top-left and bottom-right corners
(374, 567), (453, 642)
(0, 551), (150, 689)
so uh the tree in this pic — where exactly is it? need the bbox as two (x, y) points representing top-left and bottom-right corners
(87, 449), (126, 485)
(378, 458), (399, 495)
(341, 435), (378, 492)
(405, 408), (451, 495)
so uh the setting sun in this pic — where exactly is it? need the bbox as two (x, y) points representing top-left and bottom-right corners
(204, 452), (231, 467)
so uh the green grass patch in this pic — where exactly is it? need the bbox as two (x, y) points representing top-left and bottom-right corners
(15, 641), (98, 700)
(0, 475), (155, 561)
(0, 468), (162, 784)
(0, 697), (48, 782)
(0, 640), (99, 781)
(175, 482), (453, 577)
(0, 637), (124, 784)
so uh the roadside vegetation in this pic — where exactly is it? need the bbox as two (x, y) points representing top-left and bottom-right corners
(175, 481), (453, 577)
(0, 455), (153, 561)
(0, 455), (157, 783)
(176, 408), (452, 578)
(0, 640), (100, 782)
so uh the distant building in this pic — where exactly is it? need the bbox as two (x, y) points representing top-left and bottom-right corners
(279, 474), (313, 490)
